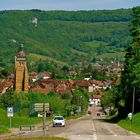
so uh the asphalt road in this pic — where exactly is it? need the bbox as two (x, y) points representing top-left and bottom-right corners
(46, 105), (140, 140)
(1, 105), (140, 140)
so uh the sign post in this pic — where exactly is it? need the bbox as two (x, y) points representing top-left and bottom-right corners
(7, 107), (13, 128)
(34, 103), (49, 136)
(43, 103), (46, 136)
(34, 103), (49, 112)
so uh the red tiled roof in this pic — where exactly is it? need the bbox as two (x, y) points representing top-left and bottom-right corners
(92, 94), (103, 99)
(69, 71), (78, 76)
(55, 83), (72, 94)
(5, 81), (13, 88)
(16, 50), (26, 57)
(74, 80), (90, 87)
(31, 79), (95, 94)
(29, 72), (37, 76)
(90, 80), (104, 86)
(41, 72), (52, 77)
(0, 82), (6, 92)
(31, 88), (51, 94)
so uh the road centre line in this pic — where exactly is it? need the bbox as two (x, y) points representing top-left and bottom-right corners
(92, 120), (97, 140)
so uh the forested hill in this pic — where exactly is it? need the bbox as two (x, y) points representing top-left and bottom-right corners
(30, 9), (132, 22)
(0, 9), (132, 71)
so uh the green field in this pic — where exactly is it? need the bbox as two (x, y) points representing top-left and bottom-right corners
(0, 108), (42, 134)
(28, 53), (68, 66)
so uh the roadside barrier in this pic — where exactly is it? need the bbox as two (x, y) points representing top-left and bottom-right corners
(20, 125), (35, 131)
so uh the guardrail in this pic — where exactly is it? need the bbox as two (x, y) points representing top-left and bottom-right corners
(19, 124), (50, 137)
(20, 125), (35, 131)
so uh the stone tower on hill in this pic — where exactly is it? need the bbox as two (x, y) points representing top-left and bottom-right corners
(15, 45), (28, 93)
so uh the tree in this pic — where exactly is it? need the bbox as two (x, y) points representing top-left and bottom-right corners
(120, 6), (140, 115)
(0, 69), (9, 78)
(37, 62), (44, 72)
(61, 65), (69, 72)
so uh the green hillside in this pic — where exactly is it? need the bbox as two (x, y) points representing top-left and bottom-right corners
(0, 9), (132, 71)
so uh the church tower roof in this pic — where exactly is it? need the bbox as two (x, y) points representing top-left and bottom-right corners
(16, 44), (26, 58)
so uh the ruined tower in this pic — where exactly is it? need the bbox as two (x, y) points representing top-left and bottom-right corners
(15, 45), (28, 93)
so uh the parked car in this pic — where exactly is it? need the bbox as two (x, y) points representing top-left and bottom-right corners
(97, 112), (100, 116)
(53, 116), (65, 127)
(88, 110), (92, 114)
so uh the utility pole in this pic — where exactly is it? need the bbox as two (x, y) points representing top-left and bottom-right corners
(132, 87), (135, 123)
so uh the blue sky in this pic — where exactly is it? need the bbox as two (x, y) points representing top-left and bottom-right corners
(0, 0), (140, 11)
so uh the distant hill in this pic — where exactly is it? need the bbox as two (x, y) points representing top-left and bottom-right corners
(0, 9), (132, 71)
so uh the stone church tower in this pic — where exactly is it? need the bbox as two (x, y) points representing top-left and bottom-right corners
(15, 45), (28, 93)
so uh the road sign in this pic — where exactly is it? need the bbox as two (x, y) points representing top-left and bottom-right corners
(7, 107), (13, 117)
(34, 103), (49, 136)
(7, 107), (13, 128)
(128, 112), (132, 120)
(34, 103), (49, 112)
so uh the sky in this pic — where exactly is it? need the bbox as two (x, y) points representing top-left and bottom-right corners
(0, 0), (140, 11)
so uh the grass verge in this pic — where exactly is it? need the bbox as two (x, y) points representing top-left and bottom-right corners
(118, 112), (140, 135)
(0, 125), (10, 134)
(0, 108), (42, 134)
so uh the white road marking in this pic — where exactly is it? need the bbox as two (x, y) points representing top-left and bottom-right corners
(135, 136), (140, 139)
(92, 120), (97, 140)
(107, 124), (118, 136)
(109, 129), (118, 136)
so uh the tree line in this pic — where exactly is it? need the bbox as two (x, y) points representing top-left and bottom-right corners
(101, 6), (140, 119)
(30, 9), (132, 22)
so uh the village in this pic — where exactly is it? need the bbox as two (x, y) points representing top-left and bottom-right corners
(0, 3), (140, 139)
(0, 45), (123, 104)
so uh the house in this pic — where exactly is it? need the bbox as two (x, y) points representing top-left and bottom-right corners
(30, 78), (113, 95)
(31, 79), (74, 94)
(84, 77), (91, 81)
(74, 80), (91, 91)
(103, 80), (112, 90)
(55, 80), (74, 94)
(29, 72), (37, 82)
(37, 72), (52, 80)
(32, 17), (38, 26)
(7, 74), (14, 82)
(90, 94), (103, 106)
(31, 87), (52, 94)
(0, 80), (13, 94)
(0, 81), (6, 94)
(88, 86), (94, 93)
(90, 80), (104, 91)
(69, 71), (78, 76)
